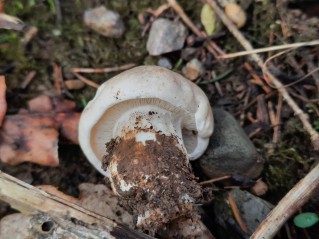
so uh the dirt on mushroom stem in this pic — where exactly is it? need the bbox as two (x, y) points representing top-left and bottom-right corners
(102, 130), (203, 235)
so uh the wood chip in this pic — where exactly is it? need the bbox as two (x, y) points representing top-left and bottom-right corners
(0, 76), (6, 127)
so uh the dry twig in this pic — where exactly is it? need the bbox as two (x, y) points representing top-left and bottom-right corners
(244, 62), (270, 94)
(219, 40), (319, 59)
(205, 0), (319, 237)
(21, 70), (36, 89)
(167, 0), (225, 58)
(0, 76), (6, 126)
(205, 0), (319, 150)
(53, 63), (63, 95)
(251, 162), (319, 239)
(227, 194), (248, 234)
(72, 63), (136, 74)
(199, 175), (231, 185)
(0, 171), (153, 239)
(73, 72), (99, 88)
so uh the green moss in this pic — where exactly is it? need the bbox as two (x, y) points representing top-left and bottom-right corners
(263, 118), (312, 197)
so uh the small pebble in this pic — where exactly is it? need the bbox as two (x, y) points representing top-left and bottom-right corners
(157, 57), (172, 69)
(84, 6), (124, 38)
(199, 108), (264, 179)
(250, 179), (268, 196)
(229, 189), (273, 234)
(65, 79), (85, 90)
(225, 3), (247, 28)
(182, 58), (205, 81)
(146, 18), (188, 56)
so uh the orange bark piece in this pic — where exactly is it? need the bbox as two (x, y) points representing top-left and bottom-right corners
(37, 185), (80, 204)
(52, 98), (76, 113)
(56, 112), (80, 144)
(0, 76), (6, 127)
(0, 114), (59, 166)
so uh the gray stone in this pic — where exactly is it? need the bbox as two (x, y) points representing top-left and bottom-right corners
(146, 18), (188, 56)
(84, 6), (124, 38)
(157, 57), (172, 69)
(199, 108), (264, 178)
(229, 189), (273, 234)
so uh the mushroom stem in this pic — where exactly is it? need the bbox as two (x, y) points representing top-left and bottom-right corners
(102, 105), (203, 233)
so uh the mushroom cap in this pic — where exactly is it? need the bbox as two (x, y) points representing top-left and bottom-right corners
(79, 66), (213, 175)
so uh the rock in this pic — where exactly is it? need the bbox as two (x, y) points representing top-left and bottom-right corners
(146, 18), (188, 56)
(229, 189), (273, 234)
(225, 3), (247, 28)
(182, 58), (205, 81)
(65, 80), (85, 90)
(181, 47), (198, 61)
(0, 214), (31, 239)
(157, 57), (172, 69)
(199, 108), (264, 178)
(84, 6), (124, 38)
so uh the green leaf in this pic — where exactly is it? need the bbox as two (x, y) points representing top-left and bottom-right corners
(293, 212), (319, 228)
(200, 3), (218, 36)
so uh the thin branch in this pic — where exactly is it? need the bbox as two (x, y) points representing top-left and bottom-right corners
(0, 76), (6, 127)
(199, 175), (231, 185)
(73, 72), (99, 88)
(227, 194), (249, 234)
(219, 40), (319, 59)
(72, 63), (137, 74)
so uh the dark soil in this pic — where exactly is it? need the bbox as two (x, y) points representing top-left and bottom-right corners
(103, 131), (203, 235)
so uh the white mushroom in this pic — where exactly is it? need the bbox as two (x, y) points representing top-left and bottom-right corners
(79, 65), (214, 233)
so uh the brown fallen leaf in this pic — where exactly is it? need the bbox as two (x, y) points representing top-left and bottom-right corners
(0, 94), (80, 166)
(27, 95), (53, 113)
(0, 114), (59, 166)
(0, 76), (6, 127)
(27, 95), (76, 113)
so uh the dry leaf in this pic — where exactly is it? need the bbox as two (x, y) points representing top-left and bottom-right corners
(27, 95), (53, 113)
(28, 95), (76, 113)
(56, 112), (80, 144)
(200, 3), (219, 35)
(0, 114), (59, 166)
(0, 95), (80, 166)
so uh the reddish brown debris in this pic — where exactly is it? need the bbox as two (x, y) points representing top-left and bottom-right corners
(0, 95), (80, 166)
(27, 95), (53, 112)
(0, 114), (59, 166)
(0, 76), (6, 127)
(56, 112), (80, 144)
